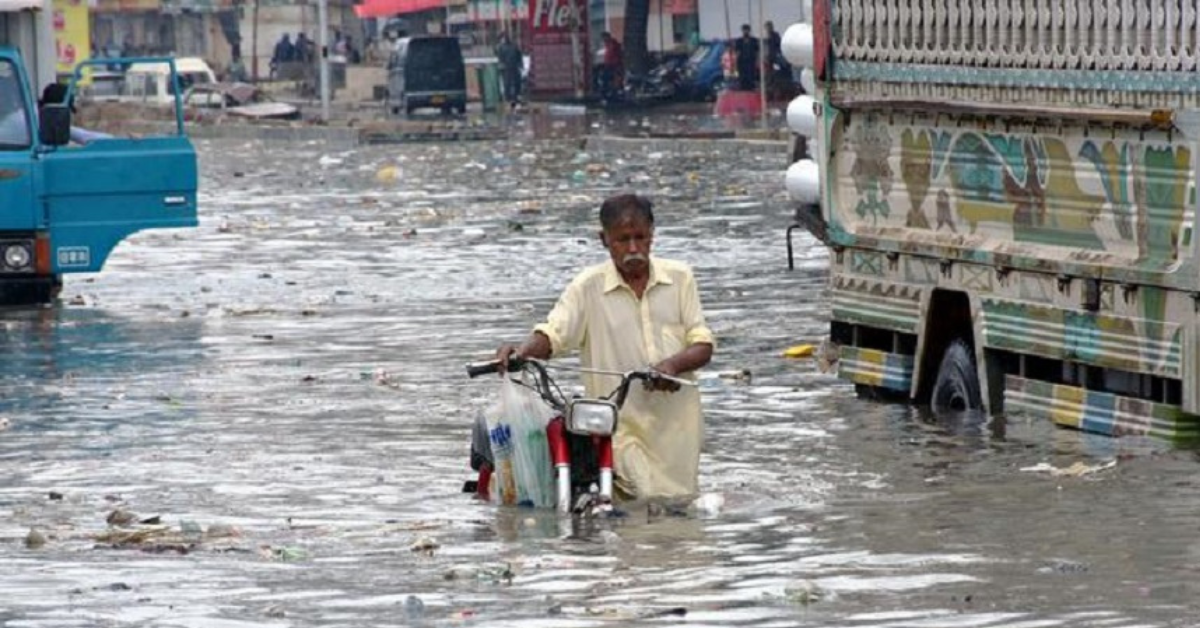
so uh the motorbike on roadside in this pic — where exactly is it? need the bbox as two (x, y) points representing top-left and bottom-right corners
(464, 357), (692, 514)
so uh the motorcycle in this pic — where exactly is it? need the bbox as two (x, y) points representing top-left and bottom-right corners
(464, 357), (692, 514)
(623, 56), (687, 103)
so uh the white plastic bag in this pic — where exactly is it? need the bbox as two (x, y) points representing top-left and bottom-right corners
(484, 378), (556, 508)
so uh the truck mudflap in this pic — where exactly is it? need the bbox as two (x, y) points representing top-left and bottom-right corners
(40, 136), (198, 274)
(1005, 375), (1200, 443)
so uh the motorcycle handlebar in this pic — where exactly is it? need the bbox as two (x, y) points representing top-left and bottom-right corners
(465, 357), (526, 379)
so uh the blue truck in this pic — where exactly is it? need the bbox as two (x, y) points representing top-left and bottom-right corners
(0, 47), (197, 305)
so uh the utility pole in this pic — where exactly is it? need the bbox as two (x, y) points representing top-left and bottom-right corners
(758, 0), (766, 129)
(568, 0), (583, 100)
(251, 0), (259, 81)
(318, 0), (330, 122)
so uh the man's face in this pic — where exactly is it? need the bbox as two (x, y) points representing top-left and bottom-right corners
(602, 213), (654, 276)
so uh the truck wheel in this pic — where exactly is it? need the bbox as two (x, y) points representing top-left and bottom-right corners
(930, 338), (983, 413)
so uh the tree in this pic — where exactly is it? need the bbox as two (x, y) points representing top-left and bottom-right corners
(623, 0), (651, 76)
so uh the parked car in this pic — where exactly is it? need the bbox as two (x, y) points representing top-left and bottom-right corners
(679, 40), (728, 101)
(386, 35), (467, 116)
(183, 83), (300, 120)
(121, 57), (217, 106)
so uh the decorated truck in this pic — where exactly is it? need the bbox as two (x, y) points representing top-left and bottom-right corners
(0, 45), (197, 304)
(783, 1), (1200, 440)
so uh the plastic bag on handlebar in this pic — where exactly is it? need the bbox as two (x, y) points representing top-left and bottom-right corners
(483, 377), (556, 508)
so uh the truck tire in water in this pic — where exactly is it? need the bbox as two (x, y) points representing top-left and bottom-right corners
(930, 338), (983, 413)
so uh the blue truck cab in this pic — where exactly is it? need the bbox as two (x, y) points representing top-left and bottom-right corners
(0, 48), (197, 305)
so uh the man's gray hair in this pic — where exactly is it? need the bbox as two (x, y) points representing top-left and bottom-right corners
(600, 194), (654, 229)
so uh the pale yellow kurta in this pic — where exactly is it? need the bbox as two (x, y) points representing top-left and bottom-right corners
(533, 257), (715, 498)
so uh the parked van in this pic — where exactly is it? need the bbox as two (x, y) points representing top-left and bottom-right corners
(386, 36), (466, 116)
(120, 57), (216, 106)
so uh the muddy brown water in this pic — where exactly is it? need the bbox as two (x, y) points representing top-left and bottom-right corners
(1, 136), (1199, 627)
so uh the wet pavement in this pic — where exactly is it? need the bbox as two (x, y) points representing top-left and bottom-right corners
(2, 134), (1200, 627)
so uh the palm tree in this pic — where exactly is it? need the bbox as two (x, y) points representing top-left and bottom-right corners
(622, 0), (651, 76)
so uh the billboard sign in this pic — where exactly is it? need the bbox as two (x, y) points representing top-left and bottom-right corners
(51, 0), (89, 76)
(528, 0), (588, 98)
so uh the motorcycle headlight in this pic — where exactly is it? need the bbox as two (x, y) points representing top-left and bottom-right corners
(566, 399), (618, 436)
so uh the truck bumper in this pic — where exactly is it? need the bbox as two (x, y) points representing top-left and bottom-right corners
(0, 276), (61, 307)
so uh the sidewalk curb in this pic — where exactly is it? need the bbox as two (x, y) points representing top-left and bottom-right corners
(583, 134), (788, 156)
(128, 121), (790, 154)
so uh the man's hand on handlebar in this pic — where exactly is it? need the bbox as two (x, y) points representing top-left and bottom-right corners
(495, 344), (524, 375)
(495, 332), (553, 375)
(645, 361), (683, 392)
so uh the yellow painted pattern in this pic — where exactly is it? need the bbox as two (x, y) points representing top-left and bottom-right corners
(1049, 383), (1086, 429)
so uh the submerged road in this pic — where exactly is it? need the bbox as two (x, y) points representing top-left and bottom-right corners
(1, 135), (1198, 627)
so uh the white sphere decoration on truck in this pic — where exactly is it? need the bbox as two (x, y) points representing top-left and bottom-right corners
(786, 159), (821, 204)
(800, 68), (816, 95)
(787, 94), (818, 137)
(782, 23), (814, 68)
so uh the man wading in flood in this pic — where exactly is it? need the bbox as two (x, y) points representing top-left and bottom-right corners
(492, 194), (714, 498)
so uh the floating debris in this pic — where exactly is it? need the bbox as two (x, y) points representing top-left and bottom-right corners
(260, 545), (308, 562)
(782, 344), (816, 358)
(410, 536), (440, 553)
(717, 369), (752, 382)
(1020, 460), (1117, 477)
(691, 493), (725, 516)
(783, 580), (825, 605)
(106, 509), (138, 527)
(25, 528), (46, 549)
(376, 165), (401, 184)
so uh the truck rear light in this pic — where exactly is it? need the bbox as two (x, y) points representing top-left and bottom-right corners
(786, 159), (821, 204)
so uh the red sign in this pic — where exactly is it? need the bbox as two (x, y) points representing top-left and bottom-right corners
(528, 0), (589, 97)
(665, 0), (695, 15)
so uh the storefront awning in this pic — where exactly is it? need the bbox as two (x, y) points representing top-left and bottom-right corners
(0, 0), (46, 10)
(354, 0), (448, 19)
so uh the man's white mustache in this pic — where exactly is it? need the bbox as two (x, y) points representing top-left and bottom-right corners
(623, 253), (648, 264)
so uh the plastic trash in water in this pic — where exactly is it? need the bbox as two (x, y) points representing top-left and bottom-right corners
(376, 165), (400, 184)
(691, 493), (724, 517)
(783, 344), (816, 358)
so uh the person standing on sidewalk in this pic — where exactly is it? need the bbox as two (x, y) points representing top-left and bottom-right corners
(495, 33), (523, 110)
(598, 32), (624, 99)
(733, 24), (760, 91)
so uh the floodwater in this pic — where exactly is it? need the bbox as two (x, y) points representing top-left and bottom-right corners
(2, 133), (1200, 627)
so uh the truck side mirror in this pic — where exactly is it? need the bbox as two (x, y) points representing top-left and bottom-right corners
(39, 104), (72, 147)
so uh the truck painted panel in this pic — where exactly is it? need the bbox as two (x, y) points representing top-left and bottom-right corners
(838, 346), (914, 392)
(1006, 375), (1197, 442)
(828, 114), (1196, 280)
